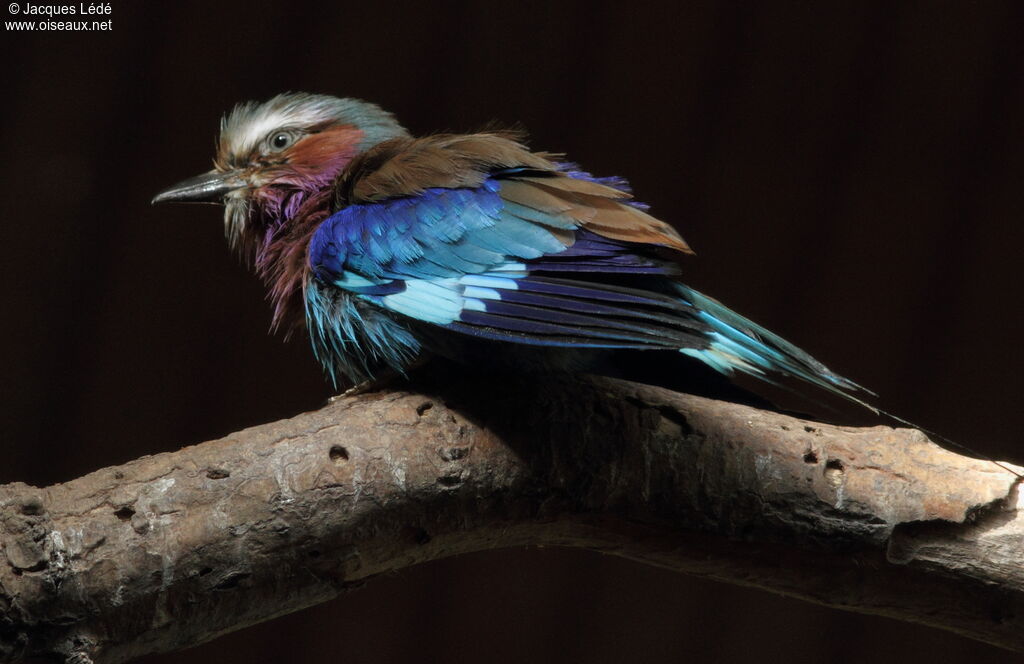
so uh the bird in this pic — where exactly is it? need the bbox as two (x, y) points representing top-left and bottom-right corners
(152, 92), (867, 406)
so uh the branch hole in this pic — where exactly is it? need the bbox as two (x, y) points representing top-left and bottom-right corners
(824, 458), (846, 486)
(825, 459), (845, 472)
(19, 498), (44, 516)
(113, 506), (135, 522)
(329, 445), (349, 463)
(198, 567), (213, 576)
(804, 426), (816, 433)
(416, 401), (434, 416)
(803, 451), (818, 464)
(206, 468), (230, 480)
(437, 474), (462, 487)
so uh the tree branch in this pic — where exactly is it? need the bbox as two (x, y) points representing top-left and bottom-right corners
(1, 375), (1022, 663)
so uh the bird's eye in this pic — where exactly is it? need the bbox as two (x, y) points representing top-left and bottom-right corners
(270, 132), (294, 151)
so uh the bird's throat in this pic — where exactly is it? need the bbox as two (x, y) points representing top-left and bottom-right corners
(254, 188), (335, 337)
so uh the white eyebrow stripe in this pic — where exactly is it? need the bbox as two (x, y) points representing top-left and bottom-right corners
(224, 107), (323, 157)
(236, 115), (285, 152)
(234, 113), (306, 155)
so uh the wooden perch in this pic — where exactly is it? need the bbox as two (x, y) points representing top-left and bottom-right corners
(1, 374), (1022, 663)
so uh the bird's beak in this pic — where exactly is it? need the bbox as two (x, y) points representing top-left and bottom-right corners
(151, 169), (244, 205)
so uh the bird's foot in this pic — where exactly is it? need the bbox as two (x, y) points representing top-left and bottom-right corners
(328, 370), (402, 403)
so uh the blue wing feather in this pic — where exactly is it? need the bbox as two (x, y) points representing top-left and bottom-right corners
(308, 178), (700, 348)
(306, 172), (865, 404)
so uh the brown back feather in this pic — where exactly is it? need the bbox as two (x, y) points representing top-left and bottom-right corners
(336, 132), (555, 205)
(501, 178), (693, 254)
(333, 131), (693, 255)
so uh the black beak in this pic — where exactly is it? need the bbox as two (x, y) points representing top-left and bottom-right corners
(151, 170), (243, 205)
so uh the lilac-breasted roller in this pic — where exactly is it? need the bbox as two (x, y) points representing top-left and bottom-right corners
(152, 93), (867, 405)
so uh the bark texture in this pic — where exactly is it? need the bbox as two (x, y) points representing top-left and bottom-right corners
(1, 375), (1021, 663)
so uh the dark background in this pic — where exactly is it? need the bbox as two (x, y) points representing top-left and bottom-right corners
(3, 1), (1023, 662)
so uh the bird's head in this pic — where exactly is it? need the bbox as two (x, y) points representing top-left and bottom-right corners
(153, 92), (408, 251)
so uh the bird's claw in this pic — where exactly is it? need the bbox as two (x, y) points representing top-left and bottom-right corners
(328, 371), (400, 402)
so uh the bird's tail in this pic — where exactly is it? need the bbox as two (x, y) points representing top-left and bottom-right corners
(676, 284), (1022, 478)
(674, 284), (874, 408)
